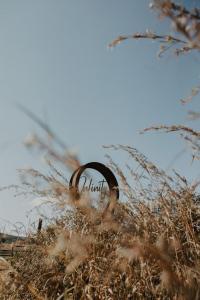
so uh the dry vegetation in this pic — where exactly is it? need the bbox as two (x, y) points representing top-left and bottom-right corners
(0, 145), (199, 300)
(0, 1), (200, 299)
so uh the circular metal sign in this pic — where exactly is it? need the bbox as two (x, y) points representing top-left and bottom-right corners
(69, 162), (119, 203)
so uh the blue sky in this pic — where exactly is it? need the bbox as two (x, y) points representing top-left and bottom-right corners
(0, 0), (199, 231)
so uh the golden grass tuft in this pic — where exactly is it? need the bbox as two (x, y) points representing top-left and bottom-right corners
(0, 178), (199, 299)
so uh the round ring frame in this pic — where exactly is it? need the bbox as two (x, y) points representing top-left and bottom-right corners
(69, 162), (119, 202)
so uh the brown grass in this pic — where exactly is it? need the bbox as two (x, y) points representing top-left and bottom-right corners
(0, 143), (199, 299)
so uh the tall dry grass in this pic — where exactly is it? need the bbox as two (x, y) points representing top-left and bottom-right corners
(0, 141), (199, 299)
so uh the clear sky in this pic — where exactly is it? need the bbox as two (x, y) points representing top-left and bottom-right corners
(0, 0), (199, 232)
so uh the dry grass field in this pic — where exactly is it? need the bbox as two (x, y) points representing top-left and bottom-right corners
(0, 144), (199, 299)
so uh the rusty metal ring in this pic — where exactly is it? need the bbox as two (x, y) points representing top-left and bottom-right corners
(69, 162), (119, 201)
